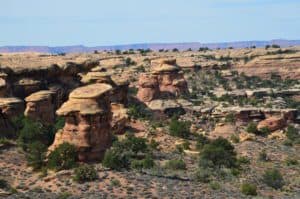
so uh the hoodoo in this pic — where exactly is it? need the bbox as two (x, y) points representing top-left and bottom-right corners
(137, 59), (188, 103)
(49, 83), (113, 161)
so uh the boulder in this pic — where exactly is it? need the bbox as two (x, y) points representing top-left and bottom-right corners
(0, 78), (6, 97)
(25, 90), (56, 124)
(257, 116), (286, 132)
(49, 83), (113, 161)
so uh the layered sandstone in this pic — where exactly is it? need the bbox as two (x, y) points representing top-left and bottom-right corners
(0, 97), (24, 118)
(49, 83), (113, 161)
(25, 90), (56, 124)
(137, 59), (188, 103)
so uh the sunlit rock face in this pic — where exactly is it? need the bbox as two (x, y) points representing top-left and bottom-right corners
(25, 90), (56, 124)
(137, 59), (188, 103)
(49, 83), (113, 161)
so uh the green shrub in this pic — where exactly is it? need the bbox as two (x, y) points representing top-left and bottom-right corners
(196, 134), (210, 150)
(130, 155), (155, 170)
(110, 179), (121, 187)
(285, 125), (300, 145)
(102, 148), (129, 170)
(246, 122), (258, 134)
(17, 117), (54, 151)
(74, 164), (98, 183)
(102, 134), (150, 170)
(47, 143), (77, 171)
(209, 181), (221, 190)
(149, 139), (159, 150)
(194, 168), (211, 183)
(262, 169), (284, 189)
(241, 183), (257, 196)
(225, 113), (235, 124)
(128, 104), (152, 120)
(237, 156), (250, 165)
(164, 159), (186, 170)
(259, 127), (271, 135)
(26, 141), (47, 170)
(0, 179), (8, 189)
(230, 134), (240, 143)
(285, 157), (298, 166)
(199, 137), (237, 169)
(169, 117), (190, 138)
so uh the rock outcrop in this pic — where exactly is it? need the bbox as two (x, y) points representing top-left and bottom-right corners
(257, 116), (286, 132)
(111, 103), (128, 134)
(13, 78), (41, 98)
(0, 97), (24, 118)
(49, 83), (113, 161)
(137, 59), (188, 103)
(25, 90), (56, 124)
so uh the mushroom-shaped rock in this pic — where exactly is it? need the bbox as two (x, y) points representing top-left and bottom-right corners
(25, 90), (56, 124)
(0, 78), (7, 97)
(13, 78), (41, 98)
(137, 59), (188, 103)
(0, 97), (24, 118)
(49, 83), (113, 161)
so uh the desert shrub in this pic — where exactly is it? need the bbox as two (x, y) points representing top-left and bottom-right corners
(259, 127), (271, 135)
(285, 125), (300, 145)
(110, 179), (121, 187)
(237, 156), (250, 165)
(246, 122), (258, 134)
(169, 117), (190, 138)
(193, 168), (211, 183)
(125, 57), (136, 66)
(199, 137), (237, 169)
(271, 44), (280, 48)
(127, 103), (152, 120)
(164, 159), (186, 170)
(74, 164), (98, 183)
(285, 157), (298, 166)
(47, 143), (77, 171)
(52, 117), (65, 133)
(130, 155), (155, 170)
(196, 134), (210, 150)
(102, 134), (151, 170)
(17, 117), (54, 151)
(262, 169), (284, 189)
(240, 183), (257, 196)
(26, 141), (47, 170)
(0, 179), (8, 189)
(209, 181), (221, 190)
(102, 148), (129, 170)
(230, 134), (240, 143)
(224, 113), (235, 124)
(149, 139), (159, 150)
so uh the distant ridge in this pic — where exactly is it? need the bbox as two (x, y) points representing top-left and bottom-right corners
(1, 39), (300, 53)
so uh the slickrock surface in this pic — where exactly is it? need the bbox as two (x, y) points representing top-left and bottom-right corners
(25, 90), (56, 124)
(49, 83), (113, 161)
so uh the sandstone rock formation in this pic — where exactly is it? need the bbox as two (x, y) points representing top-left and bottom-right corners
(0, 97), (24, 118)
(137, 59), (188, 103)
(13, 78), (41, 98)
(49, 83), (113, 161)
(111, 103), (128, 134)
(25, 90), (56, 124)
(257, 116), (286, 132)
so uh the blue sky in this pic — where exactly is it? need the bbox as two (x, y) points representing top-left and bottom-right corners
(0, 0), (299, 46)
